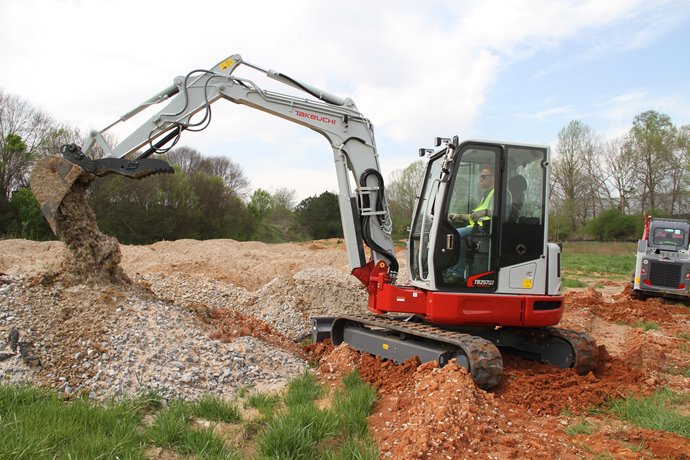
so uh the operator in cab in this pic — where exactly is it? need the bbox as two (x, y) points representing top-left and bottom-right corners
(445, 165), (495, 282)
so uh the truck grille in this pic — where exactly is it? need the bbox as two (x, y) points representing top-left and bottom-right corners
(649, 261), (682, 288)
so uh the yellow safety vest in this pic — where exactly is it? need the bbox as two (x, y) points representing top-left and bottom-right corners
(468, 189), (494, 226)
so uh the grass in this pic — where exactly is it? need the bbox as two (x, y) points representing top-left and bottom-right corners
(0, 370), (378, 459)
(331, 371), (378, 437)
(256, 370), (378, 459)
(0, 385), (148, 459)
(632, 321), (659, 331)
(606, 388), (690, 438)
(562, 278), (587, 288)
(283, 371), (325, 407)
(245, 391), (281, 419)
(561, 241), (637, 280)
(564, 416), (595, 436)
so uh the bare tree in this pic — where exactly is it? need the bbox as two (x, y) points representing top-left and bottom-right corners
(206, 156), (251, 198)
(386, 160), (425, 231)
(551, 120), (598, 229)
(166, 146), (250, 198)
(580, 131), (609, 218)
(602, 136), (637, 213)
(165, 146), (206, 175)
(668, 124), (690, 214)
(0, 90), (60, 200)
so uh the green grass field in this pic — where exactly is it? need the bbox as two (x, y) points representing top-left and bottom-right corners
(560, 241), (637, 285)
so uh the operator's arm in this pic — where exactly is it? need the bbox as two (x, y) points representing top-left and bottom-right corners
(448, 212), (470, 225)
(470, 208), (490, 222)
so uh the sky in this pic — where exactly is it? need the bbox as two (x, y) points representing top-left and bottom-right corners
(1, 0), (689, 202)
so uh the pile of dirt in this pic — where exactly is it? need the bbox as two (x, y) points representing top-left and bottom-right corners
(561, 286), (690, 392)
(495, 348), (649, 415)
(309, 332), (688, 458)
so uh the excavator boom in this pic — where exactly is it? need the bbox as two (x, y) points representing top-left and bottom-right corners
(30, 54), (397, 274)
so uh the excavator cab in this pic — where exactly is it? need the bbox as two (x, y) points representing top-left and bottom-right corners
(409, 139), (553, 295)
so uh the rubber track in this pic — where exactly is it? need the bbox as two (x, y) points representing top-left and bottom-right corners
(503, 326), (599, 373)
(336, 314), (503, 390)
(544, 327), (599, 373)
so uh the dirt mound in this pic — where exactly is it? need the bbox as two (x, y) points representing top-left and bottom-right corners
(315, 346), (583, 458)
(495, 348), (649, 415)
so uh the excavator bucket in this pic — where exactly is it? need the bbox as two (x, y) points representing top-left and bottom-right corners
(29, 156), (92, 235)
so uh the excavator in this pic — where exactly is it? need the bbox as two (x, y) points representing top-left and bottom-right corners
(30, 53), (598, 389)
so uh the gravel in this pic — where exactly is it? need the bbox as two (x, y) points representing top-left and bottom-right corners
(0, 273), (307, 401)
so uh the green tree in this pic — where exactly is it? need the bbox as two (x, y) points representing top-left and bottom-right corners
(90, 163), (258, 243)
(0, 91), (63, 199)
(89, 166), (200, 244)
(627, 110), (676, 212)
(248, 187), (306, 242)
(10, 187), (53, 240)
(295, 191), (342, 239)
(189, 173), (255, 240)
(166, 147), (250, 198)
(585, 208), (638, 241)
(248, 188), (274, 220)
(1, 133), (30, 202)
(89, 174), (163, 244)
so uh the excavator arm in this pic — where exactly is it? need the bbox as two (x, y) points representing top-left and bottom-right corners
(31, 54), (398, 276)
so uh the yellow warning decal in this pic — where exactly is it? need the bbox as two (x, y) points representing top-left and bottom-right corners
(219, 58), (235, 70)
(382, 343), (389, 350)
(522, 278), (533, 288)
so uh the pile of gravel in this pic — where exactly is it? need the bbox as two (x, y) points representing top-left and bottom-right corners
(0, 274), (306, 401)
(140, 266), (369, 341)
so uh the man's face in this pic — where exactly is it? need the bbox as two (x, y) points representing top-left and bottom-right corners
(479, 169), (493, 190)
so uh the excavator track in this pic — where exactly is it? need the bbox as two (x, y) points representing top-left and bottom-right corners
(330, 314), (503, 390)
(540, 326), (599, 373)
(487, 326), (599, 374)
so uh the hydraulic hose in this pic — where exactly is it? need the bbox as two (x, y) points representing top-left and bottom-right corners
(359, 168), (399, 274)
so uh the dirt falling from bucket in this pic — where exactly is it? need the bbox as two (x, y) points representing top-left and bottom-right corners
(54, 174), (130, 285)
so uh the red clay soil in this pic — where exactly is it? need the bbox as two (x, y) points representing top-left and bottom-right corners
(202, 305), (303, 356)
(308, 284), (690, 459)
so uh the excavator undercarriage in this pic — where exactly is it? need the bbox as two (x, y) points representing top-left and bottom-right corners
(313, 314), (598, 390)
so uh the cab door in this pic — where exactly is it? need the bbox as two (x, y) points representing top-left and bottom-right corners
(435, 144), (503, 290)
(409, 152), (445, 283)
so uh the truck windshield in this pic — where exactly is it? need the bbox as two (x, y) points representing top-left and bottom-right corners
(652, 227), (686, 248)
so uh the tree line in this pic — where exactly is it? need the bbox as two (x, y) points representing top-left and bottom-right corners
(0, 90), (342, 243)
(550, 112), (689, 240)
(1, 88), (688, 244)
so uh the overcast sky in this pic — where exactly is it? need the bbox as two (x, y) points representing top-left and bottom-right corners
(1, 0), (689, 201)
